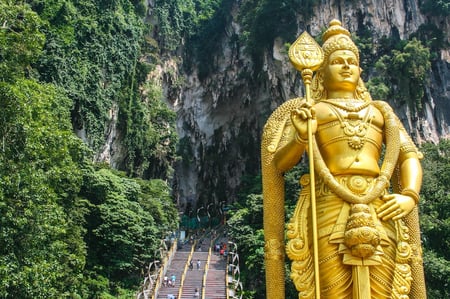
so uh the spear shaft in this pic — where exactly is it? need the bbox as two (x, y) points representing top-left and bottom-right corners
(302, 69), (320, 299)
(289, 32), (323, 299)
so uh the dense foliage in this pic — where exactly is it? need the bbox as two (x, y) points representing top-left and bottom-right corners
(29, 0), (177, 178)
(367, 38), (431, 112)
(1, 1), (178, 297)
(153, 0), (233, 79)
(237, 0), (318, 70)
(419, 141), (450, 298)
(420, 0), (450, 16)
(0, 78), (87, 298)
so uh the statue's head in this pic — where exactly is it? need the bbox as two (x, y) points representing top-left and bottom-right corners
(312, 20), (371, 102)
(321, 19), (359, 66)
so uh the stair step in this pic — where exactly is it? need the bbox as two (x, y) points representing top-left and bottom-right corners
(156, 235), (229, 299)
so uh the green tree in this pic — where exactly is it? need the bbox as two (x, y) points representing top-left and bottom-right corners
(420, 0), (450, 16)
(368, 38), (431, 112)
(80, 167), (178, 293)
(0, 79), (89, 298)
(227, 194), (266, 298)
(0, 1), (45, 81)
(419, 141), (450, 298)
(391, 38), (430, 110)
(238, 0), (312, 70)
(0, 2), (89, 297)
(123, 81), (178, 179)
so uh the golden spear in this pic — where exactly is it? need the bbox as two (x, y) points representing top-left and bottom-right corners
(288, 31), (324, 299)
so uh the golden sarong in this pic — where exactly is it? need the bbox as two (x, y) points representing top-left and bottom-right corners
(287, 174), (407, 299)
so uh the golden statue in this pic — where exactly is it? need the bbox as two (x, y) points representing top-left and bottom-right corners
(262, 20), (426, 299)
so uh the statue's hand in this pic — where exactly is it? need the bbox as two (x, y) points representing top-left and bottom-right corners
(377, 194), (416, 221)
(290, 103), (317, 140)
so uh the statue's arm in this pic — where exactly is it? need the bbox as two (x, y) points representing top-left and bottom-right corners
(378, 110), (423, 220)
(273, 100), (316, 171)
(397, 131), (423, 203)
(273, 125), (306, 172)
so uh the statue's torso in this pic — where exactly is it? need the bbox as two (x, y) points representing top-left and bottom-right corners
(314, 100), (384, 177)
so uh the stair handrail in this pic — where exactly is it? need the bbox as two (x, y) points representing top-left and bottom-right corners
(201, 240), (213, 299)
(225, 242), (231, 299)
(152, 239), (178, 299)
(177, 240), (197, 299)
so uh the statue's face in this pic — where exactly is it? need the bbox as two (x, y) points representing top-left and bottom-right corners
(322, 50), (360, 95)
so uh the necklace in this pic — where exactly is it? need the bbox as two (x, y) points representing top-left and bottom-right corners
(326, 102), (374, 150)
(321, 99), (370, 112)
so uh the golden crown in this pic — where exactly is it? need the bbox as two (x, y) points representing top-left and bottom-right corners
(321, 19), (359, 64)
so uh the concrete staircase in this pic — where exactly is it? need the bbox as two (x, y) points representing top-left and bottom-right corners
(179, 251), (208, 298)
(154, 236), (228, 299)
(204, 251), (227, 299)
(156, 251), (190, 299)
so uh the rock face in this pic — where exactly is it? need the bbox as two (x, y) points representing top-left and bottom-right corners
(156, 0), (450, 209)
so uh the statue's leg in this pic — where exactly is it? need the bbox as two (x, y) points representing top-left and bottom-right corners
(316, 197), (352, 298)
(370, 219), (396, 298)
(318, 235), (352, 298)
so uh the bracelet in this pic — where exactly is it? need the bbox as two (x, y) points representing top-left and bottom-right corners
(295, 133), (308, 144)
(401, 188), (420, 204)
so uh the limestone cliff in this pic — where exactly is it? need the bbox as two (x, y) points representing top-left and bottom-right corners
(151, 0), (450, 209)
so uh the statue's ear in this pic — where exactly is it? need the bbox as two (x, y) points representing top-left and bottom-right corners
(360, 67), (363, 73)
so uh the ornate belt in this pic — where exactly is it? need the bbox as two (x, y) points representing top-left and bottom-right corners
(315, 174), (384, 199)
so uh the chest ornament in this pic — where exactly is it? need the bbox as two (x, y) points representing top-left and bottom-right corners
(321, 100), (374, 150)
